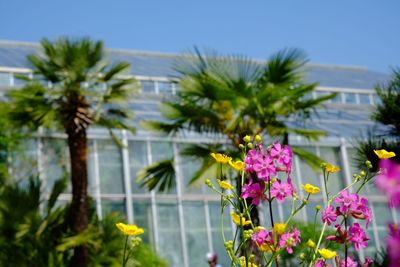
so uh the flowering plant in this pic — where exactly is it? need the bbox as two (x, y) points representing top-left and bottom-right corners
(115, 222), (144, 267)
(206, 135), (376, 267)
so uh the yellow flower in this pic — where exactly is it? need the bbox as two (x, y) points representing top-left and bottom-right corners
(230, 212), (251, 226)
(374, 149), (396, 159)
(325, 163), (340, 173)
(273, 223), (286, 235)
(238, 256), (259, 267)
(116, 223), (144, 236)
(210, 153), (232, 164)
(229, 160), (245, 171)
(306, 239), (316, 248)
(301, 183), (321, 194)
(318, 248), (336, 259)
(217, 179), (234, 190)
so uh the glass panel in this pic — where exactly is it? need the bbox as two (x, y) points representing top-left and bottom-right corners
(373, 203), (393, 227)
(315, 91), (331, 103)
(97, 140), (124, 194)
(140, 80), (155, 93)
(178, 144), (203, 194)
(0, 72), (10, 86)
(129, 141), (148, 194)
(151, 141), (176, 194)
(295, 147), (321, 189)
(359, 94), (371, 105)
(101, 198), (126, 218)
(41, 138), (69, 193)
(209, 201), (232, 267)
(156, 200), (184, 267)
(183, 202), (209, 267)
(133, 200), (154, 244)
(157, 81), (173, 94)
(344, 93), (357, 104)
(373, 95), (382, 106)
(319, 147), (345, 193)
(13, 73), (30, 87)
(10, 139), (38, 180)
(330, 92), (343, 103)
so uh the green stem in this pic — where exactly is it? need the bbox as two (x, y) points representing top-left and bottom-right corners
(122, 236), (128, 267)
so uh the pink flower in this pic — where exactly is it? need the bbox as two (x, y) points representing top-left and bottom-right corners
(314, 259), (331, 267)
(322, 206), (337, 226)
(335, 190), (359, 214)
(270, 180), (293, 203)
(351, 197), (373, 228)
(362, 257), (373, 267)
(341, 257), (358, 267)
(241, 181), (267, 206)
(244, 148), (261, 172)
(278, 227), (301, 254)
(252, 228), (274, 250)
(270, 143), (293, 174)
(348, 223), (369, 251)
(376, 159), (400, 208)
(253, 155), (276, 181)
(387, 224), (400, 267)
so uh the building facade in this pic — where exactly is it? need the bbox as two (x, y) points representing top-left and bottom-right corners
(0, 40), (394, 267)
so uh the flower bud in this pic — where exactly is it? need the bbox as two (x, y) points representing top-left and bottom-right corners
(365, 160), (372, 169)
(243, 135), (251, 143)
(316, 205), (321, 211)
(299, 253), (305, 260)
(247, 143), (253, 149)
(360, 170), (366, 176)
(239, 144), (245, 150)
(255, 135), (262, 143)
(302, 199), (308, 205)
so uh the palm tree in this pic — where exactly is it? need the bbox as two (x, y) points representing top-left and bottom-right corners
(139, 48), (334, 209)
(6, 37), (138, 267)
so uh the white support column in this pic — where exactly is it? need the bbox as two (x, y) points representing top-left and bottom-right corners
(173, 142), (189, 267)
(294, 155), (307, 221)
(147, 140), (160, 251)
(204, 200), (214, 254)
(92, 140), (103, 219)
(121, 130), (134, 223)
(339, 138), (353, 189)
(316, 146), (328, 205)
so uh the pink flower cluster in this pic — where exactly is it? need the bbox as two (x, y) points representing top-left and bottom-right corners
(322, 190), (372, 251)
(242, 143), (294, 206)
(315, 257), (372, 267)
(251, 226), (300, 254)
(245, 143), (292, 180)
(376, 159), (400, 208)
(375, 159), (400, 266)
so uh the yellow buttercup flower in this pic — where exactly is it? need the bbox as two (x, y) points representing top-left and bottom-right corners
(229, 160), (245, 171)
(273, 223), (286, 235)
(374, 149), (396, 159)
(325, 163), (340, 173)
(116, 223), (144, 236)
(306, 239), (316, 248)
(210, 153), (231, 164)
(318, 248), (336, 259)
(301, 183), (321, 194)
(230, 212), (251, 226)
(217, 179), (234, 190)
(238, 256), (259, 267)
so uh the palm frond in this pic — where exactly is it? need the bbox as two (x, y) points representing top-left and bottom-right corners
(137, 159), (176, 192)
(292, 147), (324, 171)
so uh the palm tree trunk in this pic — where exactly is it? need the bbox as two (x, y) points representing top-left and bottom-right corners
(67, 127), (89, 267)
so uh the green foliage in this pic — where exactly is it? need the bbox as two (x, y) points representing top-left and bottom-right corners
(354, 68), (400, 171)
(0, 176), (166, 267)
(373, 68), (400, 136)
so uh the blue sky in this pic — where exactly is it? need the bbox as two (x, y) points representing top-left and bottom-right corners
(0, 0), (399, 73)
